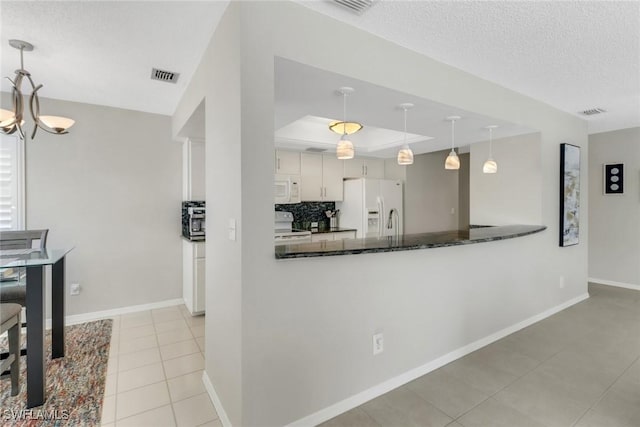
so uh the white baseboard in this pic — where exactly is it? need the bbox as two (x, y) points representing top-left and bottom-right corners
(589, 277), (640, 291)
(202, 371), (232, 427)
(43, 298), (185, 329)
(286, 292), (590, 427)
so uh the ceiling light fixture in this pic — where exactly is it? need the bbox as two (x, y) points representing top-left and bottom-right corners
(334, 87), (358, 160)
(397, 103), (414, 166)
(1, 39), (75, 140)
(444, 116), (461, 170)
(483, 125), (498, 174)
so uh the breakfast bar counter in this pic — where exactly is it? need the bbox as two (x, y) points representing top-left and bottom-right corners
(275, 225), (546, 259)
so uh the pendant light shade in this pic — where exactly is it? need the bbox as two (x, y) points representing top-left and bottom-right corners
(336, 135), (355, 160)
(334, 87), (359, 159)
(397, 103), (414, 165)
(397, 148), (414, 165)
(482, 159), (498, 174)
(445, 150), (460, 169)
(483, 125), (498, 174)
(445, 116), (461, 170)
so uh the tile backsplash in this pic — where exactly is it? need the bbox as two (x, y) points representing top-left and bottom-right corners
(275, 202), (336, 229)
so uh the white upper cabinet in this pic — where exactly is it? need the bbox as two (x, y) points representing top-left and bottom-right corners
(183, 138), (206, 201)
(300, 153), (323, 201)
(300, 153), (344, 201)
(322, 154), (344, 201)
(275, 150), (301, 175)
(343, 158), (385, 179)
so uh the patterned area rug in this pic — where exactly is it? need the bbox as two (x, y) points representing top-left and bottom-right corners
(0, 319), (112, 426)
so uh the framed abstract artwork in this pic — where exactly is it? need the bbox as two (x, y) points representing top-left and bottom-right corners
(559, 143), (580, 247)
(603, 163), (624, 194)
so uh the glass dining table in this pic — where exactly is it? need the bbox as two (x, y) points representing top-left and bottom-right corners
(0, 247), (72, 408)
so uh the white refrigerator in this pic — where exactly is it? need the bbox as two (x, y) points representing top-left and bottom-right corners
(338, 178), (403, 238)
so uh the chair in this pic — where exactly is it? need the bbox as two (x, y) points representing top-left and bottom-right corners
(0, 303), (22, 395)
(0, 230), (49, 307)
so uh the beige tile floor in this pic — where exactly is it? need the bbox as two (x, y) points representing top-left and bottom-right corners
(100, 304), (220, 427)
(321, 284), (640, 427)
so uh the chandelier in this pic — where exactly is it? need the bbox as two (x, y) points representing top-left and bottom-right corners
(0, 39), (75, 140)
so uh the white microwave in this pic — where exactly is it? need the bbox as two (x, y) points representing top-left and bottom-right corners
(274, 174), (300, 204)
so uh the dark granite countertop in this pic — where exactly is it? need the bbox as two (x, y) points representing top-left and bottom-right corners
(275, 225), (546, 259)
(309, 227), (357, 235)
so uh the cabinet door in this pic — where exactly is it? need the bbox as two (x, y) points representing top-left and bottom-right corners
(300, 153), (323, 201)
(322, 155), (344, 201)
(194, 257), (206, 313)
(275, 150), (301, 175)
(343, 159), (364, 178)
(364, 159), (385, 179)
(334, 231), (356, 240)
(311, 233), (333, 243)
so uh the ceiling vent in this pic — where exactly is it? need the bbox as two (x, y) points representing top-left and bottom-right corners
(580, 108), (606, 116)
(331, 0), (376, 15)
(305, 147), (327, 153)
(150, 68), (180, 84)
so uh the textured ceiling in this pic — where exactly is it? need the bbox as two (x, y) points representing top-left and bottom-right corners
(0, 1), (229, 115)
(1, 1), (638, 134)
(297, 0), (640, 134)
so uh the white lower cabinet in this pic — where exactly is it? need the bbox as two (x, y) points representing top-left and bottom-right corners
(311, 231), (356, 242)
(333, 231), (356, 240)
(183, 240), (206, 316)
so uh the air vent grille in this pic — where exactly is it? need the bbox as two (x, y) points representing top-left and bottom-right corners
(151, 68), (180, 84)
(580, 108), (606, 116)
(305, 147), (327, 153)
(332, 0), (375, 15)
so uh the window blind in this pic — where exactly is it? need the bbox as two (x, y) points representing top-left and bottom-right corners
(0, 136), (22, 231)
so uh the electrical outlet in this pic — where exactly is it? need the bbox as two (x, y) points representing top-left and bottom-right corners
(373, 332), (384, 355)
(559, 275), (565, 289)
(70, 283), (80, 296)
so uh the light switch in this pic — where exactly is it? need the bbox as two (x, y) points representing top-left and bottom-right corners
(228, 218), (236, 241)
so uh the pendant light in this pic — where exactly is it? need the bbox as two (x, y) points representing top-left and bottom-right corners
(483, 125), (498, 174)
(334, 87), (357, 160)
(444, 116), (461, 170)
(397, 103), (414, 165)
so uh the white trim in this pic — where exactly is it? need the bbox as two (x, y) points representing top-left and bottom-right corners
(44, 298), (185, 329)
(286, 293), (590, 427)
(589, 277), (640, 291)
(202, 371), (232, 427)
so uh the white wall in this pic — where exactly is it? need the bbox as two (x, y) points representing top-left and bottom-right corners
(175, 2), (588, 425)
(173, 4), (243, 425)
(470, 133), (543, 225)
(459, 153), (470, 229)
(404, 150), (459, 233)
(588, 127), (640, 287)
(6, 95), (183, 315)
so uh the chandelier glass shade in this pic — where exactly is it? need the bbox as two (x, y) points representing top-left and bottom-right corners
(1, 39), (75, 140)
(444, 116), (461, 170)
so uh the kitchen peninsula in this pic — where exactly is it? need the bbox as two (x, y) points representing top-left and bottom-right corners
(275, 224), (546, 259)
